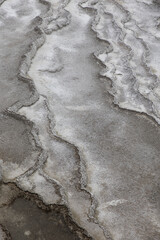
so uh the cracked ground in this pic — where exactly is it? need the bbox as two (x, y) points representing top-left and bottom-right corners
(0, 0), (160, 239)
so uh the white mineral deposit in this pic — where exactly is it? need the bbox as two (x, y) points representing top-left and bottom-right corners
(0, 0), (160, 239)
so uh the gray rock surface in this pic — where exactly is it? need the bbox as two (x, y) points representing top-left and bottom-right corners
(0, 0), (160, 239)
(0, 226), (7, 240)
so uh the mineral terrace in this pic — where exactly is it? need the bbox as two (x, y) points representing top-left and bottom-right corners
(0, 0), (160, 239)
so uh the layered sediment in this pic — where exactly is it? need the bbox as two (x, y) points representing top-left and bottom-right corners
(0, 0), (160, 239)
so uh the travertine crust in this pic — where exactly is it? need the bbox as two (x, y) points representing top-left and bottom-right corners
(0, 0), (160, 239)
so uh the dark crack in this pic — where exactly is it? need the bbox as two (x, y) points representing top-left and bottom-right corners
(0, 182), (93, 240)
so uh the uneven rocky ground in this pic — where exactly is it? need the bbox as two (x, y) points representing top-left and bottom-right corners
(0, 0), (160, 239)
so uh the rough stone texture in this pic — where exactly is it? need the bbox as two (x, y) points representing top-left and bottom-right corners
(0, 0), (45, 181)
(0, 0), (160, 239)
(0, 226), (7, 240)
(0, 183), (91, 240)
